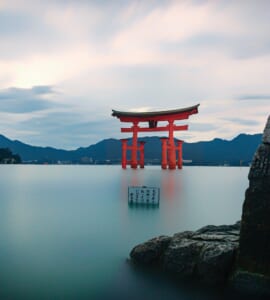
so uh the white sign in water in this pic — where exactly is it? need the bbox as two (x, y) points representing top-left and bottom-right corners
(128, 186), (160, 205)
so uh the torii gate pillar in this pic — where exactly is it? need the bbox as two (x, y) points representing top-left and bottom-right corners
(160, 138), (168, 169)
(130, 122), (138, 168)
(121, 139), (128, 169)
(160, 137), (183, 170)
(168, 120), (176, 169)
(177, 140), (183, 169)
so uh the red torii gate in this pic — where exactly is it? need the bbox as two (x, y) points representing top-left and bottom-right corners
(112, 104), (199, 169)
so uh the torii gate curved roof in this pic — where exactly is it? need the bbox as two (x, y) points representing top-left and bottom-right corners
(112, 103), (199, 122)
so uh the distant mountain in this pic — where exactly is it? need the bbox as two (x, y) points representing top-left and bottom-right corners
(0, 133), (262, 165)
(0, 134), (75, 162)
(183, 134), (262, 165)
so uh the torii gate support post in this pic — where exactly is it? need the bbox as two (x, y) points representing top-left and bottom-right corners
(160, 138), (168, 169)
(131, 122), (138, 169)
(177, 140), (183, 169)
(168, 120), (176, 169)
(121, 139), (128, 169)
(139, 141), (145, 168)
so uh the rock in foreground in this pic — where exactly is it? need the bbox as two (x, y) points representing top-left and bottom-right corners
(232, 115), (270, 295)
(130, 222), (240, 285)
(130, 115), (270, 296)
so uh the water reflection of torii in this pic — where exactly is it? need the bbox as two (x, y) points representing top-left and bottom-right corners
(112, 104), (199, 169)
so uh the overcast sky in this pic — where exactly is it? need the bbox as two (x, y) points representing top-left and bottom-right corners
(0, 0), (269, 149)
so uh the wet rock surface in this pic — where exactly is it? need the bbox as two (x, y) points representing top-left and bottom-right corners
(130, 235), (171, 265)
(130, 223), (240, 285)
(232, 115), (270, 295)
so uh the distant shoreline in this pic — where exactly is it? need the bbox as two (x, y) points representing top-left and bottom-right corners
(1, 133), (261, 166)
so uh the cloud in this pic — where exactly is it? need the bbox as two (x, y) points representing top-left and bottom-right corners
(164, 32), (270, 60)
(0, 86), (56, 113)
(188, 122), (219, 132)
(12, 111), (121, 149)
(236, 94), (270, 101)
(222, 118), (261, 127)
(0, 10), (65, 61)
(0, 1), (269, 148)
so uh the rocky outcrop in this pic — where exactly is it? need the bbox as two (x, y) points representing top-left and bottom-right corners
(129, 115), (270, 295)
(232, 116), (270, 295)
(130, 235), (172, 265)
(130, 222), (240, 285)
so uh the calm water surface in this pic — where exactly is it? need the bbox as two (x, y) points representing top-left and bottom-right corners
(0, 165), (249, 299)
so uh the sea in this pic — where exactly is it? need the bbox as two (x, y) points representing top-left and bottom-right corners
(0, 165), (250, 300)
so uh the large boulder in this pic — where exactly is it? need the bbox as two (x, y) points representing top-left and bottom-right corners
(163, 231), (202, 276)
(130, 235), (171, 265)
(232, 116), (270, 295)
(130, 223), (240, 285)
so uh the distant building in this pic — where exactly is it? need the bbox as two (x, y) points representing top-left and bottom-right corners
(80, 156), (93, 164)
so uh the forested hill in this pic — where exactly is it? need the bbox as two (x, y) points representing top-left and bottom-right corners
(0, 133), (262, 165)
(0, 147), (21, 163)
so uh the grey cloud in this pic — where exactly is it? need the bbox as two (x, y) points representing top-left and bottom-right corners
(162, 32), (270, 60)
(0, 10), (58, 40)
(0, 9), (66, 60)
(32, 86), (55, 95)
(188, 122), (218, 132)
(237, 95), (270, 101)
(98, 64), (201, 108)
(230, 38), (270, 60)
(20, 112), (117, 135)
(223, 118), (260, 127)
(0, 11), (36, 36)
(0, 86), (56, 113)
(16, 111), (120, 148)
